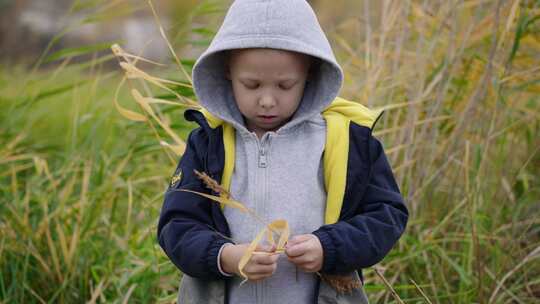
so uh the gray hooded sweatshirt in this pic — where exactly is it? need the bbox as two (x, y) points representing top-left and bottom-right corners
(191, 0), (351, 303)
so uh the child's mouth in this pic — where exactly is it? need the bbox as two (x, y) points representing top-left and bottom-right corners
(259, 115), (277, 122)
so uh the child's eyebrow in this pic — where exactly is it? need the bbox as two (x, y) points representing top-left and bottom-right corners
(238, 75), (300, 82)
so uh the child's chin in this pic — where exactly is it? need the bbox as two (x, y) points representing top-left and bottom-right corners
(256, 121), (279, 129)
(259, 122), (284, 132)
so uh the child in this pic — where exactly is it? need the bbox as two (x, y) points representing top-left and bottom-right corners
(157, 0), (408, 303)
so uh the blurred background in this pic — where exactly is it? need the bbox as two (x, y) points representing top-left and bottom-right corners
(1, 0), (539, 303)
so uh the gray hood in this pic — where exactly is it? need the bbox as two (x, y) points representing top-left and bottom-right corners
(192, 0), (343, 133)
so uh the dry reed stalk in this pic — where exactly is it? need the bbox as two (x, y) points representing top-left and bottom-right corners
(483, 266), (524, 303)
(112, 46), (179, 163)
(112, 43), (198, 107)
(374, 267), (405, 304)
(193, 170), (231, 198)
(113, 77), (147, 122)
(121, 283), (137, 304)
(87, 279), (107, 304)
(111, 41), (199, 159)
(111, 43), (165, 67)
(147, 0), (193, 84)
(22, 283), (46, 304)
(411, 279), (434, 304)
(130, 89), (187, 154)
(422, 250), (440, 304)
(488, 246), (540, 303)
(182, 170), (279, 234)
(237, 220), (289, 285)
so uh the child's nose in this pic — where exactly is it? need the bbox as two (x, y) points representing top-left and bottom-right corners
(259, 94), (277, 109)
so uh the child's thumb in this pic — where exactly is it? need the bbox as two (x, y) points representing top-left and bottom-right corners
(287, 234), (311, 247)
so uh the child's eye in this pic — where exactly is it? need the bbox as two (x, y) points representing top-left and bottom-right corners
(279, 83), (295, 90)
(243, 82), (260, 90)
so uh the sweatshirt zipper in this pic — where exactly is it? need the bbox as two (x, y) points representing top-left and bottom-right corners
(258, 146), (268, 168)
(257, 133), (271, 168)
(254, 133), (271, 304)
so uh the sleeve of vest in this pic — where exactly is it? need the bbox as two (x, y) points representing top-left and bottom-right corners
(313, 136), (408, 274)
(157, 128), (232, 279)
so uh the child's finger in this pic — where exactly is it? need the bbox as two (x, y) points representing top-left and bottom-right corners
(286, 234), (312, 247)
(288, 254), (321, 272)
(253, 252), (280, 265)
(287, 253), (313, 265)
(245, 263), (276, 275)
(255, 243), (277, 252)
(285, 242), (308, 257)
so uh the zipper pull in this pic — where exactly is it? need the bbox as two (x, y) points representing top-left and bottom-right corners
(258, 147), (268, 168)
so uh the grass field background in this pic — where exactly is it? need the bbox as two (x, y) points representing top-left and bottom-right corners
(1, 0), (539, 303)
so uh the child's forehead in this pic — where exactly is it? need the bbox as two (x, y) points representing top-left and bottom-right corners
(227, 48), (312, 71)
(229, 48), (309, 59)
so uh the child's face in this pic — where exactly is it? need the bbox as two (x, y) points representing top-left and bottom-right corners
(227, 48), (311, 137)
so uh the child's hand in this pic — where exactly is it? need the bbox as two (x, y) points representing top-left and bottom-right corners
(220, 243), (279, 281)
(285, 234), (323, 272)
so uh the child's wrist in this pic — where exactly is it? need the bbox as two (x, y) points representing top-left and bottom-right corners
(217, 243), (234, 276)
(220, 243), (239, 275)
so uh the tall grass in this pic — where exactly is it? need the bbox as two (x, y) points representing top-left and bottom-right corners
(0, 63), (186, 303)
(330, 1), (540, 303)
(1, 0), (539, 303)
